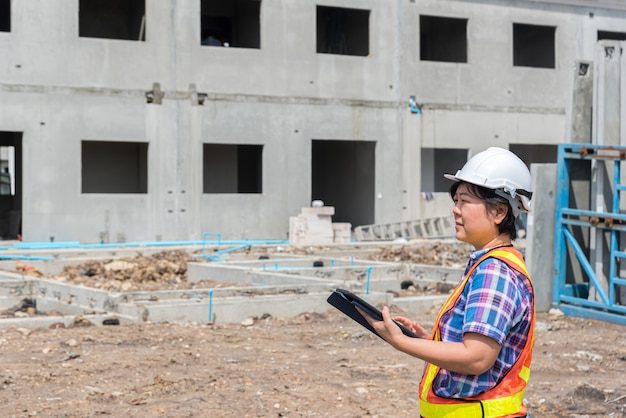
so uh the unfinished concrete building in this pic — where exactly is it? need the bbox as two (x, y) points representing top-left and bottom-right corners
(1, 0), (626, 243)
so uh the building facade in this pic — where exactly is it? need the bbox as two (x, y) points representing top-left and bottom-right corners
(1, 0), (625, 243)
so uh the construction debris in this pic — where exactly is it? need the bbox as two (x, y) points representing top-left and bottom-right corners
(59, 250), (196, 291)
(368, 242), (472, 267)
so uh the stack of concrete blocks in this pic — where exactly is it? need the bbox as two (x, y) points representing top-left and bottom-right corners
(289, 206), (351, 245)
(332, 222), (352, 244)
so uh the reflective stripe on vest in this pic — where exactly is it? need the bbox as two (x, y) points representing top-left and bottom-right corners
(419, 248), (535, 418)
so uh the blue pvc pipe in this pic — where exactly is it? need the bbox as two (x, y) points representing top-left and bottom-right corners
(0, 238), (288, 252)
(365, 266), (372, 294)
(202, 232), (221, 257)
(0, 254), (55, 261)
(0, 235), (290, 268)
(208, 289), (213, 323)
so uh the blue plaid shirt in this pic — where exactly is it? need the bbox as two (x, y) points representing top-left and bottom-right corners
(432, 247), (534, 398)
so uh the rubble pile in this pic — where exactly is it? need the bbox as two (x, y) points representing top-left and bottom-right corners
(60, 250), (200, 291)
(369, 242), (472, 267)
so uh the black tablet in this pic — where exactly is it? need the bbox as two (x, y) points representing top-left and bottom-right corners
(327, 288), (420, 339)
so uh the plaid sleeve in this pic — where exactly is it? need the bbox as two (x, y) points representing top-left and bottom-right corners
(462, 259), (521, 346)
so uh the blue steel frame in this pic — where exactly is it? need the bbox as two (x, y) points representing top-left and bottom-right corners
(553, 143), (626, 325)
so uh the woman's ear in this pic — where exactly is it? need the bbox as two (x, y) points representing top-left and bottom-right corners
(493, 204), (509, 225)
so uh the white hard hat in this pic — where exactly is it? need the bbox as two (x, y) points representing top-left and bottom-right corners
(444, 147), (533, 217)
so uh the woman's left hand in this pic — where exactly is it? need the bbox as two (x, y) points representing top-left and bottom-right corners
(356, 305), (405, 347)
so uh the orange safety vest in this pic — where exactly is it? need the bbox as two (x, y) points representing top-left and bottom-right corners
(419, 248), (535, 418)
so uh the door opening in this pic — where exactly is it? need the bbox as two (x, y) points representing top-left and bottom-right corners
(0, 132), (22, 240)
(311, 139), (375, 228)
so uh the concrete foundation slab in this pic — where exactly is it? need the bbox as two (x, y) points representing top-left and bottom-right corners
(0, 243), (460, 329)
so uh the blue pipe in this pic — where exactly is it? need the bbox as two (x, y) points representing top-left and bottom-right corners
(202, 232), (221, 257)
(365, 266), (373, 294)
(0, 238), (288, 252)
(207, 289), (213, 323)
(205, 243), (253, 262)
(0, 254), (56, 261)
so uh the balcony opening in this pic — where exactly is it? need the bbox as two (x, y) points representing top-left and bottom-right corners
(200, 0), (261, 48)
(203, 144), (263, 193)
(420, 15), (468, 63)
(81, 141), (148, 193)
(0, 0), (9, 32)
(316, 6), (370, 56)
(513, 23), (556, 68)
(598, 30), (626, 41)
(421, 148), (469, 193)
(79, 0), (146, 41)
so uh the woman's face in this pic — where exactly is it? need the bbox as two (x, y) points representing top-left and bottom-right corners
(451, 183), (504, 250)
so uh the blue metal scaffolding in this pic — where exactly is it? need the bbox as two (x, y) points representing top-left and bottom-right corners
(553, 143), (626, 325)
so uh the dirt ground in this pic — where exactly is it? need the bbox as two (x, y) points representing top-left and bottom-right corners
(1, 244), (625, 417)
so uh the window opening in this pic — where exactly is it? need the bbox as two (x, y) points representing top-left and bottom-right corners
(421, 148), (468, 193)
(81, 141), (148, 193)
(316, 6), (370, 56)
(79, 0), (146, 41)
(420, 15), (468, 63)
(508, 144), (557, 167)
(203, 144), (263, 193)
(513, 23), (556, 68)
(0, 0), (9, 32)
(598, 30), (626, 41)
(200, 0), (261, 48)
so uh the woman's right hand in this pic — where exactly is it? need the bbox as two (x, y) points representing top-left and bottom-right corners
(394, 316), (431, 339)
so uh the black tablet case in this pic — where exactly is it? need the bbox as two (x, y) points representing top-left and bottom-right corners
(327, 288), (420, 339)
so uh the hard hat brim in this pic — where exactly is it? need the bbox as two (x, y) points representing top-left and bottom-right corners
(443, 172), (495, 189)
(443, 173), (460, 182)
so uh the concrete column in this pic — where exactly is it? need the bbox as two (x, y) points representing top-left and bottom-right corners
(146, 86), (179, 241)
(567, 61), (593, 143)
(402, 105), (422, 220)
(595, 41), (621, 147)
(526, 163), (557, 312)
(591, 41), (623, 296)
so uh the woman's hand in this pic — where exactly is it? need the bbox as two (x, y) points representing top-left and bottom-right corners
(393, 316), (430, 339)
(356, 306), (499, 374)
(356, 306), (429, 346)
(356, 306), (430, 340)
(356, 305), (400, 345)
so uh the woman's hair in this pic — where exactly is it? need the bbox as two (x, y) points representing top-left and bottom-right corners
(449, 181), (518, 240)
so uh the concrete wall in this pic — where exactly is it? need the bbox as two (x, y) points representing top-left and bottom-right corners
(1, 0), (626, 243)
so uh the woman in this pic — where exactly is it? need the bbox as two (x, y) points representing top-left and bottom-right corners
(359, 147), (535, 418)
